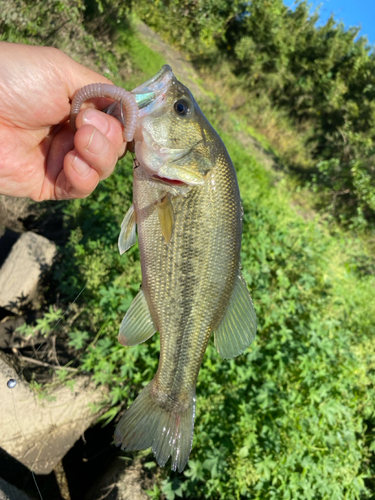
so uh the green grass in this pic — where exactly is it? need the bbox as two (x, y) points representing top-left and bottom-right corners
(113, 21), (167, 90)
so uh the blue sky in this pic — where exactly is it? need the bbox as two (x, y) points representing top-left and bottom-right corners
(283, 0), (375, 46)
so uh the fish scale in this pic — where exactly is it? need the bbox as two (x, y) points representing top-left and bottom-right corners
(135, 154), (241, 393)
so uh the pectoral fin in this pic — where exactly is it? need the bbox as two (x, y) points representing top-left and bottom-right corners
(214, 273), (257, 359)
(119, 289), (156, 346)
(157, 194), (174, 244)
(118, 204), (136, 255)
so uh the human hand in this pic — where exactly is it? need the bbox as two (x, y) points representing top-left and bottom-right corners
(0, 42), (128, 201)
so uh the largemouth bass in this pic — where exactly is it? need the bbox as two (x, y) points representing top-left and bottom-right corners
(114, 66), (257, 472)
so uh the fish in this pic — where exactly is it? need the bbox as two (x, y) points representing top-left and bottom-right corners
(113, 65), (257, 472)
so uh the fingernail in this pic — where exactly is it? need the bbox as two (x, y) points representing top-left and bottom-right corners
(72, 155), (90, 177)
(82, 108), (109, 135)
(85, 128), (106, 156)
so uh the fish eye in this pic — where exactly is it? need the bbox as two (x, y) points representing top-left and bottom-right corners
(174, 100), (189, 116)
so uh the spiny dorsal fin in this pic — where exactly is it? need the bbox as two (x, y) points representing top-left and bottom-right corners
(157, 194), (174, 244)
(118, 204), (136, 255)
(214, 272), (257, 359)
(119, 289), (156, 346)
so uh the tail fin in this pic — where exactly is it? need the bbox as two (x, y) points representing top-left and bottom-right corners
(114, 380), (196, 472)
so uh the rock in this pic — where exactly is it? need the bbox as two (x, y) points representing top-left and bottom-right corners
(83, 458), (149, 500)
(0, 478), (32, 500)
(0, 232), (57, 313)
(0, 353), (107, 474)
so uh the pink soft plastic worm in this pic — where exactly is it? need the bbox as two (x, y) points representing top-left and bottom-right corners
(70, 83), (138, 143)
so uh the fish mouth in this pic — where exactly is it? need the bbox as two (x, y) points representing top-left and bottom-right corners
(152, 174), (186, 186)
(132, 65), (175, 115)
(132, 66), (195, 186)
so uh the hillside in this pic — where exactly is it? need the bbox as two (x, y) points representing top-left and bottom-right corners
(0, 2), (375, 499)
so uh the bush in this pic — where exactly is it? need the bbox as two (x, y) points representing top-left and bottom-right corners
(134, 0), (375, 229)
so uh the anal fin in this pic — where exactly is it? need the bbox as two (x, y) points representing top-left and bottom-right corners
(119, 289), (156, 346)
(214, 272), (257, 359)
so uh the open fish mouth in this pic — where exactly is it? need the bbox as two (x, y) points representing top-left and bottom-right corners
(132, 65), (175, 116)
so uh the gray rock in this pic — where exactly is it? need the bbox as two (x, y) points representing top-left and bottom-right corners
(0, 232), (57, 313)
(0, 353), (107, 474)
(0, 478), (31, 500)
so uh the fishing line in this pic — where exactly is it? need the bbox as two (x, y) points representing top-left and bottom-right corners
(5, 251), (114, 482)
(10, 389), (44, 500)
(5, 152), (136, 498)
(5, 284), (88, 500)
(5, 243), (121, 385)
(6, 152), (136, 387)
(6, 284), (87, 386)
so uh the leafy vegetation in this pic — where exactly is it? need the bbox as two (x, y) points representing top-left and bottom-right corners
(0, 0), (134, 80)
(1, 0), (375, 498)
(136, 0), (375, 230)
